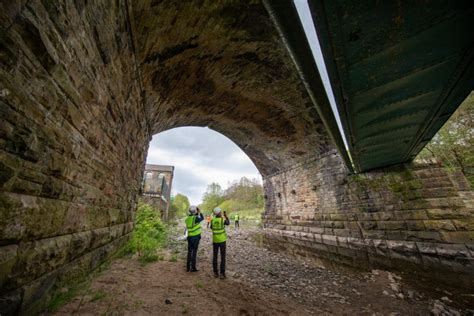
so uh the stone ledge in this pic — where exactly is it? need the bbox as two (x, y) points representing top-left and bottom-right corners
(0, 222), (132, 291)
(263, 229), (473, 276)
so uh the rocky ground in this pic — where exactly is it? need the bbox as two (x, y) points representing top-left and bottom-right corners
(55, 224), (474, 315)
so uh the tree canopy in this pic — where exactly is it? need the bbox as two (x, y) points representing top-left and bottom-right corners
(170, 193), (190, 218)
(199, 182), (225, 213)
(199, 177), (264, 219)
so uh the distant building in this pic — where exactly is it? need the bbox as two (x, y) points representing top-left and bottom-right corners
(141, 164), (174, 220)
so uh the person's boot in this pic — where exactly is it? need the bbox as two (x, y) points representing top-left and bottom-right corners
(213, 271), (219, 278)
(191, 267), (199, 272)
(219, 272), (226, 279)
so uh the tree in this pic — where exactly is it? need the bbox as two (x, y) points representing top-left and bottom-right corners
(170, 193), (190, 218)
(417, 92), (474, 187)
(200, 182), (224, 213)
(223, 177), (264, 210)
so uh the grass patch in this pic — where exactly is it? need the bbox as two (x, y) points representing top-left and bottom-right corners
(45, 281), (90, 313)
(195, 280), (204, 289)
(91, 290), (107, 302)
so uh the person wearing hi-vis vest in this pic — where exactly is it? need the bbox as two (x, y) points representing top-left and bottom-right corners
(185, 205), (203, 272)
(234, 213), (240, 229)
(211, 207), (230, 278)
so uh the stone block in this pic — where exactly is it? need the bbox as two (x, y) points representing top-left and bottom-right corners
(360, 221), (377, 230)
(435, 244), (470, 259)
(440, 231), (474, 243)
(426, 208), (470, 220)
(373, 212), (395, 221)
(416, 242), (437, 255)
(393, 209), (428, 220)
(452, 218), (474, 231)
(321, 234), (338, 246)
(425, 197), (465, 209)
(346, 237), (367, 250)
(402, 231), (442, 242)
(423, 220), (456, 232)
(0, 244), (18, 289)
(405, 220), (425, 231)
(377, 221), (406, 230)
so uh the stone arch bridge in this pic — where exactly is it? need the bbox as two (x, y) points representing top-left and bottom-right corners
(0, 1), (473, 313)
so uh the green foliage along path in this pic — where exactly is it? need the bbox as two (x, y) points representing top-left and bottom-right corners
(125, 202), (168, 262)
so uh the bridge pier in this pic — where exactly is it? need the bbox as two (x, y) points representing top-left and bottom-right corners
(263, 151), (474, 289)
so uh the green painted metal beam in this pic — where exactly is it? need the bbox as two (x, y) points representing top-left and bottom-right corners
(263, 0), (355, 173)
(266, 0), (474, 172)
(310, 0), (474, 171)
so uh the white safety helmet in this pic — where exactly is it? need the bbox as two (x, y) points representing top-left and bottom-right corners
(189, 205), (197, 214)
(213, 207), (222, 215)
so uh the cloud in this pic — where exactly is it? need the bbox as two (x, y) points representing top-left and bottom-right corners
(146, 127), (262, 204)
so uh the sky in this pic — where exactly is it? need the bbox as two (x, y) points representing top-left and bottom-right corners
(146, 127), (262, 205)
(145, 2), (349, 205)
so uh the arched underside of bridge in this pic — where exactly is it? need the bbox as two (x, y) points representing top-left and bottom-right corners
(0, 1), (473, 313)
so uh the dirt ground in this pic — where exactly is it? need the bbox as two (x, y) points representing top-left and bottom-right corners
(54, 226), (474, 315)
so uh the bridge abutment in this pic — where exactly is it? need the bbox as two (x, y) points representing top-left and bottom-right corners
(0, 1), (149, 313)
(263, 152), (474, 289)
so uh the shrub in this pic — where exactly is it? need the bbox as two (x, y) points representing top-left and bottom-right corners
(125, 202), (167, 263)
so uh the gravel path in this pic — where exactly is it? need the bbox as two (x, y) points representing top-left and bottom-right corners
(56, 224), (473, 315)
(172, 225), (473, 315)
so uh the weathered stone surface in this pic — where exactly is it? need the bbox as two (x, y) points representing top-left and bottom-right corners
(1, 0), (474, 313)
(263, 153), (474, 288)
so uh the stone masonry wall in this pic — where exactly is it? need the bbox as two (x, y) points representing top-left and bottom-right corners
(0, 1), (149, 313)
(262, 151), (474, 289)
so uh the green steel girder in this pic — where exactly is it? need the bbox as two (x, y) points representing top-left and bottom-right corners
(265, 0), (474, 172)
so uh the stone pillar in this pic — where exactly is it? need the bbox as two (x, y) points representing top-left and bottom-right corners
(0, 1), (149, 313)
(262, 151), (474, 289)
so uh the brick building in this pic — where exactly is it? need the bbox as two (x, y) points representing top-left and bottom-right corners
(141, 164), (174, 220)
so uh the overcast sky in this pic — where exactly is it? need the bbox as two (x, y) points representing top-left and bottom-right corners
(145, 2), (348, 205)
(146, 127), (262, 205)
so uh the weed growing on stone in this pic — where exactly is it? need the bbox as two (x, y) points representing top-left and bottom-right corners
(45, 281), (90, 313)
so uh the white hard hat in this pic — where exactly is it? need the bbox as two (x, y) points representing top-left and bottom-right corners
(213, 207), (222, 215)
(189, 205), (197, 214)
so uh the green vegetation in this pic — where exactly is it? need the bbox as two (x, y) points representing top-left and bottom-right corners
(195, 279), (204, 288)
(91, 290), (107, 302)
(417, 92), (474, 187)
(124, 202), (168, 263)
(170, 193), (190, 218)
(200, 182), (225, 212)
(181, 304), (188, 314)
(199, 177), (264, 220)
(46, 283), (86, 313)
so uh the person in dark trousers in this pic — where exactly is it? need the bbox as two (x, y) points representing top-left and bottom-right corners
(211, 207), (230, 279)
(185, 205), (203, 272)
(234, 213), (240, 229)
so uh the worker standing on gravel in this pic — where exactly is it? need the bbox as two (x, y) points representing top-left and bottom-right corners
(185, 205), (203, 272)
(211, 207), (230, 279)
(234, 213), (240, 229)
